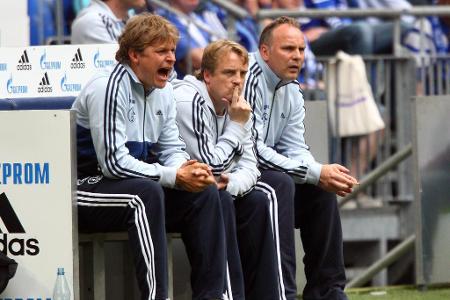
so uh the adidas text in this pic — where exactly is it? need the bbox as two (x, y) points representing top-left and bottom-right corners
(16, 64), (32, 71)
(70, 61), (85, 69)
(0, 233), (39, 256)
(38, 86), (52, 93)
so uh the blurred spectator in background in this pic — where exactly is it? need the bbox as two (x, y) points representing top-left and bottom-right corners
(407, 0), (433, 4)
(438, 0), (450, 49)
(402, 0), (449, 95)
(290, 0), (410, 56)
(297, 0), (377, 55)
(158, 0), (224, 78)
(211, 0), (262, 51)
(73, 0), (90, 15)
(236, 0), (274, 29)
(159, 0), (265, 78)
(240, 0), (274, 14)
(29, 0), (76, 45)
(71, 0), (146, 44)
(402, 0), (449, 58)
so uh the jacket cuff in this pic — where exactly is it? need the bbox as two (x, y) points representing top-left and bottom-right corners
(158, 166), (178, 188)
(225, 120), (249, 141)
(306, 161), (322, 186)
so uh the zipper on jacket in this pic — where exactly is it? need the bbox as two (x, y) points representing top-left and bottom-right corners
(208, 106), (220, 144)
(264, 91), (277, 143)
(141, 87), (147, 159)
(264, 80), (290, 143)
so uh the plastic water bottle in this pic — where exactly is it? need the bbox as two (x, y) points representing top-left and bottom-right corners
(53, 267), (71, 300)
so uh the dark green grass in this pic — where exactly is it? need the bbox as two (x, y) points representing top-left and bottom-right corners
(297, 284), (450, 299)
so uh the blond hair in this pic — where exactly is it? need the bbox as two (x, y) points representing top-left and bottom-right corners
(196, 40), (249, 80)
(116, 13), (179, 64)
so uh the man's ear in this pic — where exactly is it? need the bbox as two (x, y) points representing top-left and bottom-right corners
(203, 69), (212, 85)
(128, 49), (139, 65)
(259, 44), (270, 62)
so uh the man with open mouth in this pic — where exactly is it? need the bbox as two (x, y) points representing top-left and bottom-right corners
(72, 14), (229, 300)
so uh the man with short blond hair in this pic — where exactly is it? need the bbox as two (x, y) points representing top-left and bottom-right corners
(73, 14), (229, 300)
(174, 39), (295, 300)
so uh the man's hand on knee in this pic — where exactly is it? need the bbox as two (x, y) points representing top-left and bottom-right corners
(318, 164), (358, 197)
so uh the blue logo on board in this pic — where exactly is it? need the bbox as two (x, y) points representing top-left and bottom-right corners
(60, 74), (81, 92)
(93, 50), (115, 69)
(40, 50), (61, 70)
(6, 75), (28, 94)
(0, 162), (50, 185)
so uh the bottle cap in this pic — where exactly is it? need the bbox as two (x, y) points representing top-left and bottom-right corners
(57, 267), (65, 275)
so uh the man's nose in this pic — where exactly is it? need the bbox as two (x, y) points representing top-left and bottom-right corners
(232, 74), (242, 85)
(167, 52), (176, 63)
(293, 49), (301, 60)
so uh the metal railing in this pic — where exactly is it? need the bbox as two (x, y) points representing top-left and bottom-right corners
(301, 52), (450, 206)
(148, 0), (222, 39)
(210, 0), (249, 20)
(338, 144), (413, 208)
(303, 56), (418, 205)
(209, 0), (250, 41)
(257, 6), (450, 19)
(346, 234), (416, 288)
(256, 6), (450, 56)
(148, 0), (226, 74)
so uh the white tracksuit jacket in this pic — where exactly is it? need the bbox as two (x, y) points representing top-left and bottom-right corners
(71, 0), (125, 44)
(173, 75), (260, 197)
(244, 52), (322, 185)
(72, 63), (189, 187)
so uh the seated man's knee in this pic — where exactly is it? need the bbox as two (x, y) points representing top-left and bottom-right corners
(272, 172), (295, 195)
(300, 184), (339, 210)
(195, 184), (221, 208)
(246, 190), (271, 213)
(262, 170), (295, 204)
(133, 178), (165, 211)
(219, 190), (234, 213)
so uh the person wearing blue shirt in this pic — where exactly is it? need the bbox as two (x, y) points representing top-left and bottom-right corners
(159, 0), (260, 78)
(157, 0), (220, 78)
(199, 1), (259, 52)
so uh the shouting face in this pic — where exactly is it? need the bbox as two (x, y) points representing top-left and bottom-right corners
(129, 40), (176, 90)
